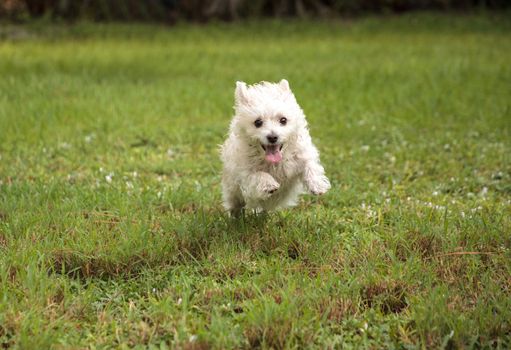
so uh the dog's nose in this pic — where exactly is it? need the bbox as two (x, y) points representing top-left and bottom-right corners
(267, 135), (278, 144)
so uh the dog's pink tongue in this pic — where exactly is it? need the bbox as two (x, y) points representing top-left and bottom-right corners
(265, 146), (282, 164)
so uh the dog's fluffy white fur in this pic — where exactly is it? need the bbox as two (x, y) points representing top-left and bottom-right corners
(221, 79), (331, 214)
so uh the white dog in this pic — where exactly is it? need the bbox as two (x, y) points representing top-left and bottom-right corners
(221, 79), (330, 214)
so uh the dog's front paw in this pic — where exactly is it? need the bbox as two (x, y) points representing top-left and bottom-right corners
(306, 175), (331, 196)
(258, 176), (280, 199)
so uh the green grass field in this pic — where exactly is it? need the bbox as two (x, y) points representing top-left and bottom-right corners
(1, 13), (510, 349)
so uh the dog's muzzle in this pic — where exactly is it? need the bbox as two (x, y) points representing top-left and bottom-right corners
(261, 143), (283, 164)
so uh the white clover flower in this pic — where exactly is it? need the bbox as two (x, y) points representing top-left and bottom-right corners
(384, 153), (396, 164)
(177, 298), (182, 305)
(84, 133), (95, 143)
(360, 145), (370, 152)
(492, 171), (503, 180)
(189, 335), (197, 342)
(105, 173), (113, 183)
(59, 142), (71, 149)
(360, 203), (376, 218)
(479, 187), (488, 197)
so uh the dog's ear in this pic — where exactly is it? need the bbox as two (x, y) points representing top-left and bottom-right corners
(235, 81), (248, 104)
(279, 79), (290, 92)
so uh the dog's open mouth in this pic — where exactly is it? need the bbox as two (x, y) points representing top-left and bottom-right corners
(261, 144), (283, 164)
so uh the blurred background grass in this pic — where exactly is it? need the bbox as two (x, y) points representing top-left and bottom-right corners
(1, 0), (510, 22)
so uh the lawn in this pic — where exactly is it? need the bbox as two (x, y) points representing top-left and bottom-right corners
(0, 13), (510, 349)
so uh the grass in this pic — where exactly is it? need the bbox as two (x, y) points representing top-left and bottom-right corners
(0, 12), (510, 349)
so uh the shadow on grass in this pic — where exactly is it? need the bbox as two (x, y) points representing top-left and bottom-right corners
(46, 208), (291, 281)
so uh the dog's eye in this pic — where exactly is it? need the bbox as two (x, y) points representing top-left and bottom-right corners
(254, 119), (263, 128)
(279, 117), (287, 125)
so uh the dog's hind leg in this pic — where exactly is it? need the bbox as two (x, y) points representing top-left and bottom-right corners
(227, 197), (245, 217)
(222, 185), (245, 216)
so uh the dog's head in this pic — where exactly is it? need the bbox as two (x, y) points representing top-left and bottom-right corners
(232, 79), (306, 164)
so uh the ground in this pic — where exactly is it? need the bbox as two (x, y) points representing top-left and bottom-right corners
(0, 13), (510, 349)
